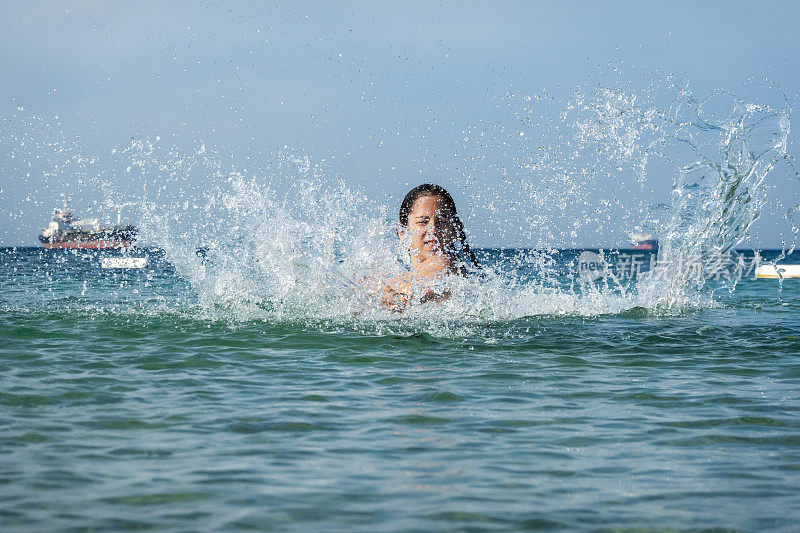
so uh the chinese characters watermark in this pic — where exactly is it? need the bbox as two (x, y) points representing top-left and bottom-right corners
(576, 251), (765, 284)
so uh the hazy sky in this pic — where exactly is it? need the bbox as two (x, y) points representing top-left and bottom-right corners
(1, 1), (799, 247)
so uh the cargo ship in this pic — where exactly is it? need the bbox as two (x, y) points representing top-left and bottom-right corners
(39, 205), (137, 249)
(630, 232), (658, 252)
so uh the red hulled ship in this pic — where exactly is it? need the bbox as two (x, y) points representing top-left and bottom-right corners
(630, 232), (658, 252)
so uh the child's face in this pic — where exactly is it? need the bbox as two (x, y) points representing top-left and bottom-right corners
(401, 195), (458, 263)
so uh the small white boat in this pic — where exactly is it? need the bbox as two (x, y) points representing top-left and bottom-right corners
(101, 257), (148, 269)
(755, 264), (800, 279)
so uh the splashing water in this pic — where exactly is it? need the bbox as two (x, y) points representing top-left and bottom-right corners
(3, 83), (795, 333)
(552, 84), (793, 309)
(638, 89), (792, 304)
(140, 164), (397, 322)
(664, 91), (790, 255)
(126, 86), (793, 329)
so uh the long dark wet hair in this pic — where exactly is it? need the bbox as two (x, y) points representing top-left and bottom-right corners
(399, 184), (480, 271)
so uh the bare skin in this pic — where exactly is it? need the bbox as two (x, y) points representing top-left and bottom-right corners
(381, 195), (460, 311)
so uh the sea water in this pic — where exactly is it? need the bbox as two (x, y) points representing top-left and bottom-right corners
(2, 84), (800, 530)
(1, 247), (799, 531)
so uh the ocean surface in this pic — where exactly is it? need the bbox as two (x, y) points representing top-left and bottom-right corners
(2, 246), (799, 531)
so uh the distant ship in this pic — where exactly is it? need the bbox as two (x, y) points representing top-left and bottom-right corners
(39, 205), (137, 249)
(630, 232), (658, 251)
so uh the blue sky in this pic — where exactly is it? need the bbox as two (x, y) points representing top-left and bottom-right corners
(1, 1), (799, 247)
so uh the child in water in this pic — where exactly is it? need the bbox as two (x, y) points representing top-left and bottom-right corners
(381, 184), (480, 311)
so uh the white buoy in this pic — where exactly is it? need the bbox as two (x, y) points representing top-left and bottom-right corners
(101, 257), (148, 269)
(755, 264), (800, 279)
